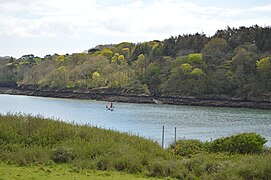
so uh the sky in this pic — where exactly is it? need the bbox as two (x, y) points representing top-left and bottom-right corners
(0, 0), (270, 58)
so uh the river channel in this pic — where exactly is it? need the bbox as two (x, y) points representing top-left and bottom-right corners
(1, 94), (270, 146)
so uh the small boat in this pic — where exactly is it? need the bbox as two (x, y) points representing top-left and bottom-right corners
(106, 102), (114, 111)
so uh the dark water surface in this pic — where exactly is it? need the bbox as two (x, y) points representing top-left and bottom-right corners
(1, 94), (271, 146)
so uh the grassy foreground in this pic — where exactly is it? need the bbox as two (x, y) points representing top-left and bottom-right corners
(0, 114), (271, 179)
(0, 163), (163, 180)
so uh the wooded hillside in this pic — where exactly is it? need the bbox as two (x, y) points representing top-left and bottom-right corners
(1, 25), (271, 99)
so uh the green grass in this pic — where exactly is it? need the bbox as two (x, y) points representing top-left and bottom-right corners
(0, 114), (173, 177)
(0, 163), (165, 180)
(0, 114), (271, 179)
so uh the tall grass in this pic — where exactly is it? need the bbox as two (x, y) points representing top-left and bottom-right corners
(0, 114), (170, 173)
(0, 114), (271, 179)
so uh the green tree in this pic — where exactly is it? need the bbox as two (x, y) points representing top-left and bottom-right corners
(189, 68), (206, 95)
(187, 53), (206, 69)
(230, 48), (257, 96)
(122, 48), (130, 59)
(190, 68), (204, 77)
(111, 53), (119, 63)
(145, 63), (162, 95)
(180, 63), (193, 74)
(162, 65), (206, 96)
(134, 54), (146, 79)
(256, 56), (271, 91)
(256, 57), (271, 77)
(100, 48), (114, 60)
(188, 53), (203, 62)
(92, 71), (105, 87)
(117, 54), (127, 65)
(149, 42), (163, 59)
(202, 38), (228, 66)
(56, 55), (65, 62)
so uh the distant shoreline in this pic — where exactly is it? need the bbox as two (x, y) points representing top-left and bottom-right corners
(1, 86), (271, 110)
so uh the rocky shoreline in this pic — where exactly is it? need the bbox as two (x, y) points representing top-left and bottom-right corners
(1, 87), (271, 110)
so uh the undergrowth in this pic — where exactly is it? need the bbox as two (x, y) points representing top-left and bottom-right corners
(0, 114), (270, 179)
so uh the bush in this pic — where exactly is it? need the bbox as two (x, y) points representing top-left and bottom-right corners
(73, 159), (96, 170)
(114, 157), (130, 171)
(165, 160), (192, 179)
(262, 146), (271, 155)
(7, 146), (51, 165)
(170, 139), (204, 157)
(207, 133), (267, 154)
(148, 161), (167, 177)
(52, 147), (75, 163)
(235, 156), (271, 180)
(96, 157), (112, 171)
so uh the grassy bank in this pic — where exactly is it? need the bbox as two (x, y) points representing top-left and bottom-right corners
(0, 163), (163, 180)
(0, 114), (271, 179)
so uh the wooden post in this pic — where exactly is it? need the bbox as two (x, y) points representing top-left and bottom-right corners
(174, 127), (177, 147)
(162, 125), (164, 148)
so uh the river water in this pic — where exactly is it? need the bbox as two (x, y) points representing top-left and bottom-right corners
(1, 94), (271, 146)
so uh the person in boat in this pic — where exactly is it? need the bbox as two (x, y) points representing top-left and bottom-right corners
(106, 102), (114, 111)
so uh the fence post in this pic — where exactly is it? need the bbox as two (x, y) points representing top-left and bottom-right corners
(174, 127), (177, 147)
(162, 125), (164, 148)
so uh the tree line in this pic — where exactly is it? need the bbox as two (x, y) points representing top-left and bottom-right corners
(0, 25), (271, 99)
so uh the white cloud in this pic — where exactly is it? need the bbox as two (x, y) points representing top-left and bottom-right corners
(0, 0), (270, 57)
(251, 4), (271, 12)
(1, 0), (270, 37)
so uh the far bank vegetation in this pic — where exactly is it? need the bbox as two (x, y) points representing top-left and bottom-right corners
(0, 25), (271, 100)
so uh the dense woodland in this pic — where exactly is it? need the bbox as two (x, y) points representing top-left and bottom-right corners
(1, 25), (271, 99)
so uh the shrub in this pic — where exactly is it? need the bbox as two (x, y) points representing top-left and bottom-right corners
(127, 163), (143, 174)
(165, 160), (192, 179)
(7, 146), (51, 165)
(170, 139), (204, 157)
(114, 157), (129, 171)
(183, 157), (204, 176)
(207, 133), (267, 154)
(235, 156), (271, 180)
(52, 147), (75, 163)
(96, 157), (112, 171)
(148, 161), (167, 177)
(183, 154), (228, 178)
(262, 146), (271, 155)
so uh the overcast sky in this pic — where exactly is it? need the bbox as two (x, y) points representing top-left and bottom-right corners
(0, 0), (270, 58)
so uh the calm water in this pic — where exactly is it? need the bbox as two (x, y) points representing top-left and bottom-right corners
(1, 94), (271, 146)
